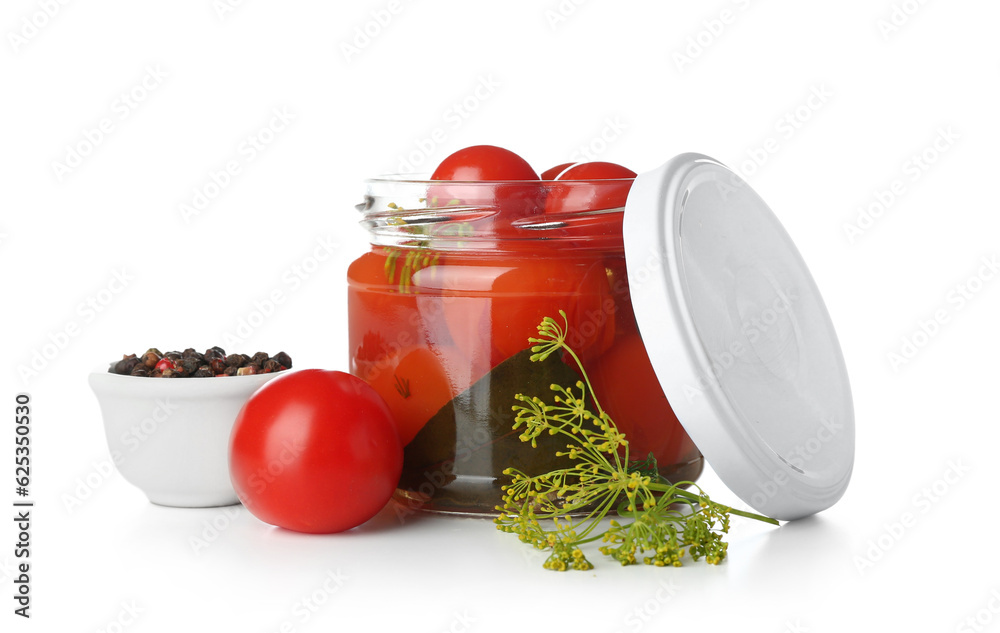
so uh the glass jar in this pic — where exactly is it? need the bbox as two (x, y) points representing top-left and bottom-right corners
(348, 176), (702, 515)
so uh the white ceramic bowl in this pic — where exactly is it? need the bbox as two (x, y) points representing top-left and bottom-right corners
(89, 370), (284, 507)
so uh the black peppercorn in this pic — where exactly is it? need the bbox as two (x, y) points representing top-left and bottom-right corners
(251, 352), (270, 366)
(224, 366), (239, 376)
(209, 358), (227, 375)
(272, 351), (292, 369)
(176, 357), (200, 377)
(113, 354), (140, 375)
(164, 351), (183, 361)
(182, 348), (205, 363)
(193, 365), (214, 378)
(263, 359), (281, 373)
(130, 365), (150, 377)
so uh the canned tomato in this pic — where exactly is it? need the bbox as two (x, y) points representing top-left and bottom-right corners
(348, 148), (854, 520)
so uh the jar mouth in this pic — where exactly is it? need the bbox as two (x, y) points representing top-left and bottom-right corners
(365, 174), (638, 185)
(357, 174), (632, 252)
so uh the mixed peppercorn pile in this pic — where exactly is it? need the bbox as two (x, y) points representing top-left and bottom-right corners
(107, 347), (292, 377)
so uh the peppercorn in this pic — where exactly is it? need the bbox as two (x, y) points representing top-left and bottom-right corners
(209, 358), (227, 375)
(251, 352), (270, 366)
(224, 353), (246, 368)
(193, 365), (214, 378)
(112, 354), (140, 375)
(141, 348), (162, 369)
(164, 351), (183, 361)
(176, 357), (200, 377)
(182, 348), (205, 363)
(224, 366), (239, 376)
(272, 351), (292, 368)
(130, 365), (150, 377)
(263, 359), (281, 373)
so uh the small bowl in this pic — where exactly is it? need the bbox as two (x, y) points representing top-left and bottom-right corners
(89, 370), (284, 507)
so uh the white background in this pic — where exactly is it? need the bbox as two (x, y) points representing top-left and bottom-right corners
(2, 0), (999, 631)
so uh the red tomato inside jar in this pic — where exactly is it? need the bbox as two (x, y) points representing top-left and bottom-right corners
(347, 148), (702, 514)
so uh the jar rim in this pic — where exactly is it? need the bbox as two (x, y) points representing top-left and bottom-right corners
(357, 174), (630, 252)
(365, 174), (637, 185)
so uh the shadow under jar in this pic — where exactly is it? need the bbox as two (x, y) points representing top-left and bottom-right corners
(347, 176), (703, 515)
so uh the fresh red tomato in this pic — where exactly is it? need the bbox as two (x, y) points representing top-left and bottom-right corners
(427, 145), (543, 223)
(586, 334), (698, 468)
(539, 162), (575, 180)
(229, 369), (403, 534)
(545, 161), (637, 214)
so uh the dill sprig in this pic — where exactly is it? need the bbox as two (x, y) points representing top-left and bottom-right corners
(494, 311), (779, 571)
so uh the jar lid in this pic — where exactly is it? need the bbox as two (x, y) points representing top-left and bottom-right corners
(622, 153), (854, 521)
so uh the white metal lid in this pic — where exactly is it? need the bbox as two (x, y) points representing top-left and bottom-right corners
(622, 153), (854, 521)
